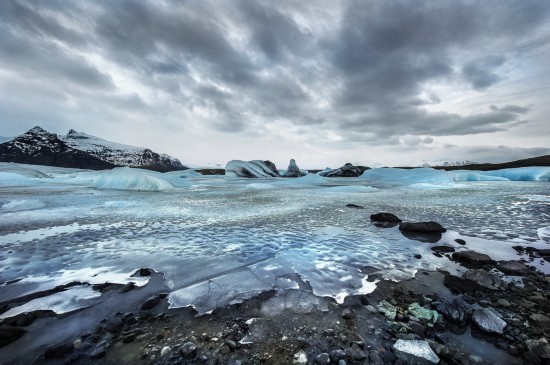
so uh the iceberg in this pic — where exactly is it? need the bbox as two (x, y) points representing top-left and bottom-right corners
(92, 167), (175, 191)
(318, 163), (366, 177)
(282, 159), (307, 178)
(0, 172), (43, 187)
(451, 171), (509, 182)
(276, 173), (330, 186)
(360, 168), (455, 186)
(225, 160), (280, 178)
(475, 167), (550, 181)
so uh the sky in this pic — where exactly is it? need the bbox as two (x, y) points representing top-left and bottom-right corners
(1, 0), (549, 169)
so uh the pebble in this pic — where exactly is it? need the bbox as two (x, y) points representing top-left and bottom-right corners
(160, 346), (171, 357)
(179, 342), (197, 358)
(293, 350), (308, 365)
(314, 352), (331, 365)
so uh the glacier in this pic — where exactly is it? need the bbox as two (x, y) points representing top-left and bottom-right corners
(0, 162), (549, 321)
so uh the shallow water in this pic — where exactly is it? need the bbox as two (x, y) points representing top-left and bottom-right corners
(1, 170), (549, 317)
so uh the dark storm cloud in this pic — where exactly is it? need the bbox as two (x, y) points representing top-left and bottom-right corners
(1, 0), (549, 148)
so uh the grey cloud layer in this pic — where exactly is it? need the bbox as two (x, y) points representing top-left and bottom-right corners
(1, 0), (549, 148)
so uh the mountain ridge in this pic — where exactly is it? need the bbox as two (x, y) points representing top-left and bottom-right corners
(0, 126), (187, 172)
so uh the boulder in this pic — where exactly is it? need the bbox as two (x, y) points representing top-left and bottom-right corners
(0, 326), (26, 347)
(283, 159), (307, 178)
(399, 221), (446, 233)
(436, 299), (468, 324)
(496, 260), (531, 275)
(526, 339), (550, 359)
(462, 269), (503, 290)
(393, 339), (440, 364)
(529, 314), (550, 330)
(319, 163), (368, 177)
(452, 251), (494, 268)
(431, 246), (455, 254)
(370, 212), (402, 223)
(472, 308), (507, 334)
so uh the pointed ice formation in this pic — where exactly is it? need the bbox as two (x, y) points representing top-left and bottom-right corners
(283, 159), (307, 178)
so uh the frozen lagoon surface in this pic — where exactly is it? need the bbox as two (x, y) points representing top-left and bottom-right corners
(1, 163), (549, 318)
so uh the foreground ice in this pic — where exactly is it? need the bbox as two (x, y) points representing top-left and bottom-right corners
(1, 163), (549, 317)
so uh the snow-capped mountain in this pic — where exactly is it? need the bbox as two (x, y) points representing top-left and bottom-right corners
(61, 129), (185, 171)
(0, 126), (187, 172)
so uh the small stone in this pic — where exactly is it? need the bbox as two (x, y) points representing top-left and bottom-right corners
(414, 254), (422, 259)
(122, 334), (135, 343)
(293, 350), (308, 365)
(347, 343), (367, 361)
(342, 308), (356, 319)
(472, 308), (507, 334)
(497, 299), (511, 307)
(179, 342), (197, 358)
(139, 268), (152, 276)
(393, 339), (440, 365)
(160, 346), (171, 357)
(314, 352), (331, 365)
(431, 245), (455, 253)
(346, 204), (364, 209)
(330, 349), (347, 362)
(140, 295), (162, 310)
(452, 251), (493, 268)
(220, 344), (231, 355)
(118, 282), (136, 293)
(407, 303), (439, 324)
(366, 305), (378, 313)
(378, 300), (397, 321)
(455, 239), (466, 245)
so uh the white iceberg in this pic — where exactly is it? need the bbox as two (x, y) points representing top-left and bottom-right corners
(451, 171), (509, 181)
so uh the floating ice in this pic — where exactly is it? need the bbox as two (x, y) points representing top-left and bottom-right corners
(164, 169), (202, 178)
(92, 167), (175, 191)
(0, 172), (42, 187)
(451, 171), (509, 182)
(322, 185), (378, 193)
(360, 168), (455, 187)
(245, 183), (276, 190)
(1, 199), (45, 212)
(477, 167), (550, 181)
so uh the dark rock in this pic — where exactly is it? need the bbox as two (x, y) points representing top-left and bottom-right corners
(496, 261), (531, 275)
(179, 341), (197, 358)
(529, 313), (550, 330)
(104, 319), (123, 333)
(526, 339), (550, 359)
(140, 295), (163, 310)
(330, 349), (347, 362)
(414, 254), (422, 259)
(400, 230), (442, 243)
(522, 351), (542, 364)
(452, 251), (494, 268)
(399, 221), (446, 233)
(431, 245), (455, 254)
(319, 163), (369, 177)
(346, 204), (365, 209)
(342, 308), (356, 319)
(436, 299), (468, 324)
(314, 352), (331, 365)
(0, 326), (26, 347)
(370, 212), (402, 223)
(347, 343), (367, 360)
(455, 238), (466, 245)
(118, 282), (136, 293)
(462, 269), (503, 290)
(44, 343), (74, 360)
(122, 334), (135, 343)
(139, 268), (152, 276)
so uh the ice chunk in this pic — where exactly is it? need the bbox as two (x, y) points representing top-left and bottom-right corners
(0, 286), (101, 319)
(246, 183), (276, 190)
(452, 171), (509, 181)
(1, 199), (45, 212)
(225, 160), (280, 178)
(277, 173), (330, 186)
(360, 168), (455, 186)
(92, 167), (175, 191)
(322, 185), (378, 193)
(475, 167), (550, 181)
(0, 172), (42, 187)
(164, 169), (202, 177)
(316, 167), (333, 176)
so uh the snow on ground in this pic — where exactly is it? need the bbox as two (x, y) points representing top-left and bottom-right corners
(1, 163), (549, 316)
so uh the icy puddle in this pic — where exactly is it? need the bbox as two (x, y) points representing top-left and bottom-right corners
(1, 165), (550, 318)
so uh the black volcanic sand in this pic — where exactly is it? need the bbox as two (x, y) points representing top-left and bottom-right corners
(2, 236), (550, 363)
